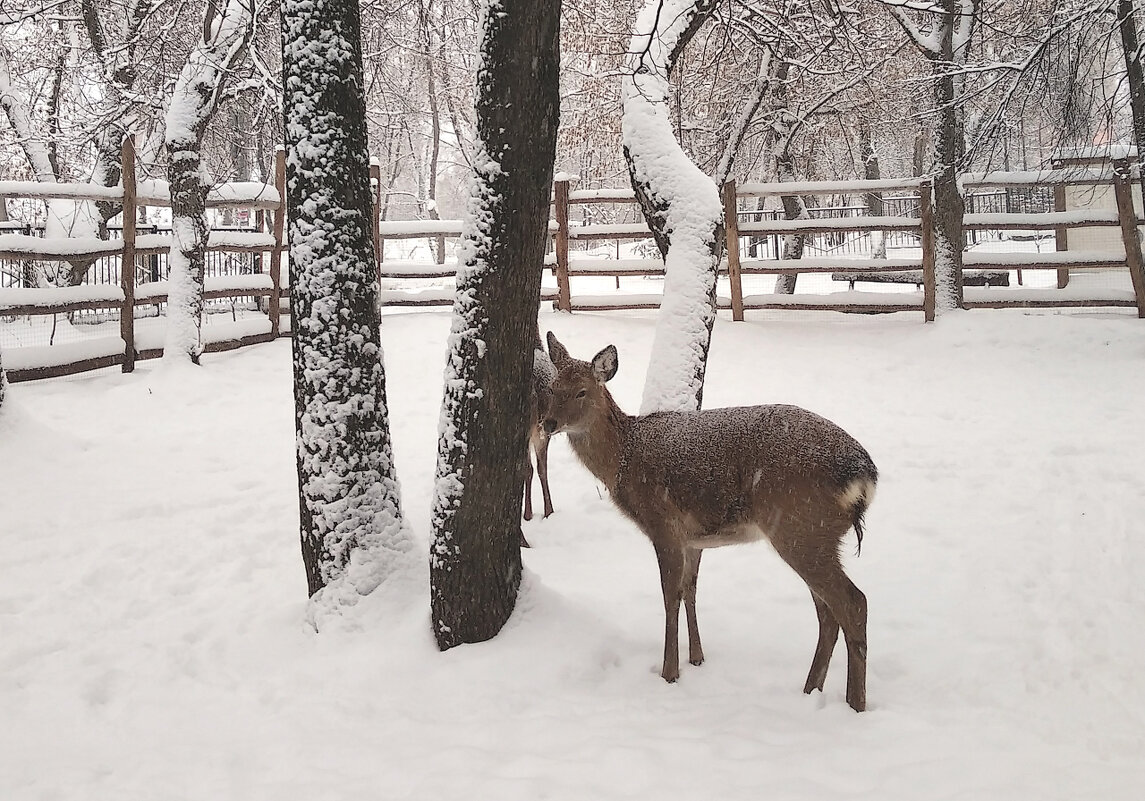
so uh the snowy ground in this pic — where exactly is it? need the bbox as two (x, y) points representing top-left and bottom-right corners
(2, 307), (1144, 800)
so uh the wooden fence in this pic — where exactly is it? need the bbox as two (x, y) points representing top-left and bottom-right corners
(0, 137), (285, 381)
(4, 148), (1145, 383)
(375, 164), (1145, 321)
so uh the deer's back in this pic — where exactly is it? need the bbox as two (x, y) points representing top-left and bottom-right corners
(615, 404), (876, 543)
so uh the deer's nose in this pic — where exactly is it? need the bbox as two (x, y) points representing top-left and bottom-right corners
(543, 418), (558, 435)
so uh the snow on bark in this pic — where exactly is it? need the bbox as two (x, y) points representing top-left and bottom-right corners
(0, 347), (6, 411)
(163, 0), (253, 363)
(429, 0), (560, 648)
(282, 0), (413, 622)
(622, 0), (725, 414)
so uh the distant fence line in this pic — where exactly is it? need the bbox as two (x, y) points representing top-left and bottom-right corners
(3, 140), (1145, 383)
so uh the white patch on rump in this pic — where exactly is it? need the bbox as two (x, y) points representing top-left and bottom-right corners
(838, 477), (877, 511)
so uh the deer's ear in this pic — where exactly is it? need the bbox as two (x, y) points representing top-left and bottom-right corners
(592, 345), (618, 383)
(546, 331), (570, 366)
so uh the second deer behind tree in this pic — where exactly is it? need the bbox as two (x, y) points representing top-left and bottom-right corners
(542, 332), (878, 712)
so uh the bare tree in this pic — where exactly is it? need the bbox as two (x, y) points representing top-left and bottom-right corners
(430, 0), (561, 648)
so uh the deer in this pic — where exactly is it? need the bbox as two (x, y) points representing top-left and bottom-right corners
(542, 332), (878, 712)
(520, 331), (557, 547)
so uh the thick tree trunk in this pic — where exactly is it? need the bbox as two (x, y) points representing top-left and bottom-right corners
(282, 0), (410, 607)
(430, 0), (561, 649)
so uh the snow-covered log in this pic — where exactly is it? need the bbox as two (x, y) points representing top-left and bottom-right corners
(282, 0), (412, 618)
(163, 0), (254, 363)
(430, 0), (561, 648)
(622, 0), (725, 413)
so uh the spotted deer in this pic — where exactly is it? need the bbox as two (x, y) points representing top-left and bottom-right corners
(542, 333), (878, 711)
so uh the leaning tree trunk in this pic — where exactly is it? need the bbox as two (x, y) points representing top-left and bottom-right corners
(163, 0), (252, 363)
(430, 0), (561, 649)
(282, 0), (412, 612)
(623, 0), (724, 414)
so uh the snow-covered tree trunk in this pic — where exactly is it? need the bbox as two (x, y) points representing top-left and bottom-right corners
(623, 0), (725, 414)
(163, 0), (253, 363)
(860, 122), (887, 260)
(282, 0), (412, 614)
(1116, 0), (1145, 201)
(430, 0), (561, 649)
(0, 347), (6, 411)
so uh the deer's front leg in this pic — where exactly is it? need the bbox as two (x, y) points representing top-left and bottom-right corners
(654, 543), (686, 683)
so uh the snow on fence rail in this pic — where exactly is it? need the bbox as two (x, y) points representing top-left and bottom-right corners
(0, 138), (286, 382)
(375, 163), (1145, 321)
(5, 146), (1145, 384)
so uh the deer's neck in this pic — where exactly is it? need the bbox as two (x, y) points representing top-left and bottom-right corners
(568, 388), (631, 493)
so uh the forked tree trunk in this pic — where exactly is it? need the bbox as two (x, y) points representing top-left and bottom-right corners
(282, 0), (411, 609)
(430, 0), (561, 648)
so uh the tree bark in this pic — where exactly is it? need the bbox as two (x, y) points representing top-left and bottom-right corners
(860, 121), (887, 259)
(623, 0), (724, 414)
(1117, 0), (1145, 200)
(282, 0), (411, 608)
(430, 0), (561, 649)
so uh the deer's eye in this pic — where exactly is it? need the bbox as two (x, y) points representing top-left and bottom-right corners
(576, 389), (587, 399)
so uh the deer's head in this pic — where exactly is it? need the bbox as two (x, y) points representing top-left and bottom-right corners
(542, 332), (618, 436)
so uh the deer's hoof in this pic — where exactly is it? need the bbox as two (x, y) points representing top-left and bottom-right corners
(689, 656), (704, 667)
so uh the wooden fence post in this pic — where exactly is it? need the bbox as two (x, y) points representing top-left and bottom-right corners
(1054, 182), (1069, 289)
(270, 147), (286, 337)
(121, 134), (137, 372)
(919, 179), (936, 323)
(554, 178), (571, 312)
(370, 161), (382, 280)
(721, 180), (744, 321)
(1111, 159), (1145, 318)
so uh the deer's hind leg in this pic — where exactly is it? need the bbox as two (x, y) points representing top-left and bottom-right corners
(772, 525), (867, 711)
(803, 593), (840, 694)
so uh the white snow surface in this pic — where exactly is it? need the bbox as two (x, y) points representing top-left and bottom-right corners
(2, 309), (1143, 799)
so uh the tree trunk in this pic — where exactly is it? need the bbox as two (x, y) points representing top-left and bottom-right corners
(623, 0), (724, 414)
(0, 347), (6, 411)
(931, 46), (965, 311)
(430, 0), (561, 649)
(1117, 0), (1145, 200)
(859, 122), (886, 260)
(162, 0), (252, 363)
(774, 147), (807, 294)
(164, 142), (209, 363)
(282, 0), (411, 609)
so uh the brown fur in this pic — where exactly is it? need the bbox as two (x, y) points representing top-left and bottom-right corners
(543, 332), (877, 712)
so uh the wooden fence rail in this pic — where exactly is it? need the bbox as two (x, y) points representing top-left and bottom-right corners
(1, 138), (286, 381)
(5, 148), (1145, 383)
